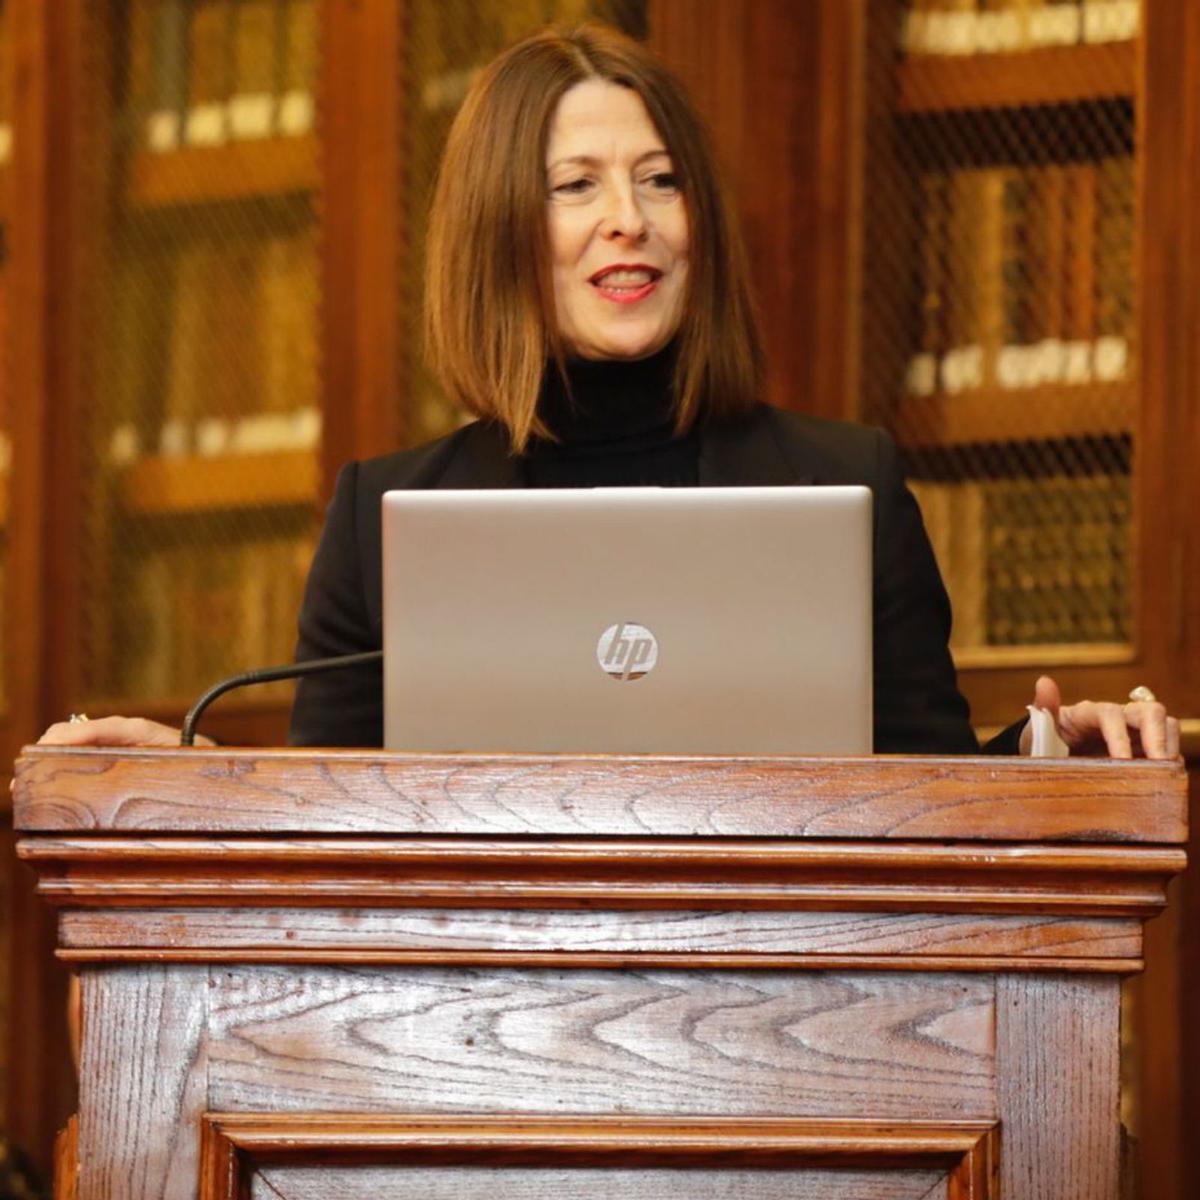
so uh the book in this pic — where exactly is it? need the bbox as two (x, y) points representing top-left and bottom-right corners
(204, 235), (261, 429)
(976, 0), (1023, 55)
(186, 0), (233, 145)
(903, 1), (1111, 56)
(148, 0), (189, 151)
(1029, 1), (1084, 50)
(911, 476), (989, 651)
(1030, 162), (1068, 382)
(1095, 154), (1134, 381)
(278, 0), (316, 135)
(907, 170), (950, 396)
(229, 0), (279, 139)
(974, 472), (1132, 647)
(1063, 160), (1099, 383)
(941, 167), (985, 393)
(123, 549), (174, 697)
(257, 228), (319, 423)
(951, 479), (987, 647)
(126, 0), (159, 125)
(1082, 0), (1140, 45)
(161, 237), (213, 455)
(976, 166), (1012, 390)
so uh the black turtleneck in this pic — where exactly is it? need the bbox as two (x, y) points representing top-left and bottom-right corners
(522, 346), (700, 488)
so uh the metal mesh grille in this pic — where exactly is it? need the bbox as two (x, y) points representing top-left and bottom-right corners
(399, 0), (649, 445)
(863, 0), (1138, 661)
(80, 0), (322, 706)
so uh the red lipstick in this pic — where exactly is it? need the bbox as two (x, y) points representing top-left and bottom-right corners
(588, 263), (663, 304)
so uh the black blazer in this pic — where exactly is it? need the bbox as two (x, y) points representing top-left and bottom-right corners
(289, 404), (1018, 753)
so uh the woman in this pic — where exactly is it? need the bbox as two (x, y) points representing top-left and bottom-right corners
(43, 25), (1177, 758)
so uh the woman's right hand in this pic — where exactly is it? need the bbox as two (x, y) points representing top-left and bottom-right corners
(37, 715), (214, 748)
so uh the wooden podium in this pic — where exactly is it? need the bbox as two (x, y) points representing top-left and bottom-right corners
(13, 747), (1188, 1200)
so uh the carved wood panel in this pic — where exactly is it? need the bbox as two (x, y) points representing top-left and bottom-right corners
(74, 964), (1000, 1198)
(202, 966), (996, 1118)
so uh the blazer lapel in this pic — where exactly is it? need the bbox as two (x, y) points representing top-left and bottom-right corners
(699, 406), (815, 487)
(435, 421), (526, 488)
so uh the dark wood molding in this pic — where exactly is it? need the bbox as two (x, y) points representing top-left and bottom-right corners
(318, 0), (404, 496)
(198, 1113), (1000, 1200)
(3, 0), (83, 1175)
(55, 948), (1144, 974)
(18, 833), (1184, 919)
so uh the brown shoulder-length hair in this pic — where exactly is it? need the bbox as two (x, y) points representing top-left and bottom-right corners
(424, 24), (765, 453)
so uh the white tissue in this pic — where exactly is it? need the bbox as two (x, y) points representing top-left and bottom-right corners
(1026, 705), (1070, 757)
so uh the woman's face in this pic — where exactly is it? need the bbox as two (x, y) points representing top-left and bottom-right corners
(545, 79), (689, 360)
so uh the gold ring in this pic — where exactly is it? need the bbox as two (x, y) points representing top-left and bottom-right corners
(67, 713), (90, 724)
(1127, 686), (1157, 705)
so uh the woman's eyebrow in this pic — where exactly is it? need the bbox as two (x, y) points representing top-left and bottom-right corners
(546, 148), (671, 170)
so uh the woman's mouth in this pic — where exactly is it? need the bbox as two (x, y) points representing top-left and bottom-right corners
(589, 265), (663, 304)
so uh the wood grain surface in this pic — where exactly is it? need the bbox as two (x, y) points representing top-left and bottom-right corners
(57, 906), (1143, 961)
(996, 974), (1120, 1199)
(201, 966), (995, 1119)
(77, 966), (209, 1199)
(19, 835), (1185, 917)
(248, 1165), (949, 1200)
(13, 748), (1188, 842)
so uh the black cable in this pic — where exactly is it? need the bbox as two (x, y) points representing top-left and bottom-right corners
(180, 650), (383, 745)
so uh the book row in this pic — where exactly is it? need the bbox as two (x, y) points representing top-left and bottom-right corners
(108, 407), (320, 467)
(905, 157), (1133, 396)
(116, 530), (315, 701)
(910, 472), (1131, 648)
(109, 224), (319, 449)
(903, 0), (1139, 57)
(129, 0), (317, 151)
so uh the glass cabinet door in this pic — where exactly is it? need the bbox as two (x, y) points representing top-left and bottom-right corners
(77, 0), (324, 711)
(860, 0), (1140, 691)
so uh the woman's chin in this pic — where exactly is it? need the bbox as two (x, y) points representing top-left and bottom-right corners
(572, 331), (674, 361)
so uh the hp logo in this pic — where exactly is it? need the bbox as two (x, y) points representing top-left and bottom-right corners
(596, 623), (659, 681)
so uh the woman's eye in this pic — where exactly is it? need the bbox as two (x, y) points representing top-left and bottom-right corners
(643, 171), (680, 192)
(551, 178), (593, 196)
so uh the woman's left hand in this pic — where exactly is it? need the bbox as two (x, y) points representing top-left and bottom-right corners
(1021, 675), (1180, 759)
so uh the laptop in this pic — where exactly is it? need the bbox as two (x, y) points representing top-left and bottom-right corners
(382, 486), (872, 755)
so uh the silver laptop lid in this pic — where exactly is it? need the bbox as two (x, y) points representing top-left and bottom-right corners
(382, 486), (872, 755)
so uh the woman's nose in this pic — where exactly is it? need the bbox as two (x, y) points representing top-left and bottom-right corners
(599, 183), (649, 242)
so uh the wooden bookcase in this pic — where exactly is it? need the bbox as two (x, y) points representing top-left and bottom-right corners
(655, 4), (1199, 1199)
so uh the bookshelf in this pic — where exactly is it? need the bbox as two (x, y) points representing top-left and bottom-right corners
(118, 449), (319, 515)
(897, 41), (1136, 111)
(892, 381), (1133, 446)
(861, 0), (1143, 678)
(126, 134), (319, 207)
